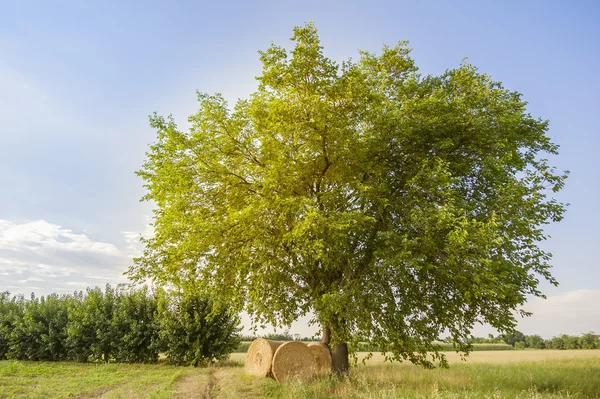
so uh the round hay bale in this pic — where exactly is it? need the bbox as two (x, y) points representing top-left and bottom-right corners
(307, 342), (332, 374)
(272, 341), (318, 383)
(244, 339), (282, 377)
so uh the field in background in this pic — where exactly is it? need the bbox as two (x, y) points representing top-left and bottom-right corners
(233, 342), (514, 353)
(228, 349), (600, 365)
(1, 350), (599, 398)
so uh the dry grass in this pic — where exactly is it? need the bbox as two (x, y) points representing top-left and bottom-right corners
(231, 349), (600, 366)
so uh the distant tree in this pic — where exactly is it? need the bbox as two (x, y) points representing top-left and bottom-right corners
(562, 334), (580, 350)
(525, 334), (545, 349)
(263, 332), (294, 341)
(156, 290), (241, 366)
(131, 23), (568, 373)
(549, 336), (566, 350)
(469, 335), (502, 344)
(579, 332), (599, 349)
(499, 331), (527, 347)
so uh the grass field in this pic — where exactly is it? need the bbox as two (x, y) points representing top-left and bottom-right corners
(1, 351), (599, 398)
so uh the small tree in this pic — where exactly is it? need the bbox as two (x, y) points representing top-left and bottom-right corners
(66, 285), (119, 362)
(111, 286), (160, 363)
(0, 292), (24, 360)
(9, 293), (71, 361)
(132, 23), (568, 373)
(156, 290), (241, 366)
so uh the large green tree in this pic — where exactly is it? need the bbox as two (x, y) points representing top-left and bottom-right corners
(131, 23), (567, 373)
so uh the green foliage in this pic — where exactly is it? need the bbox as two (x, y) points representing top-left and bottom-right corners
(262, 332), (294, 341)
(525, 334), (546, 349)
(578, 333), (599, 349)
(66, 285), (120, 362)
(156, 290), (241, 366)
(499, 331), (527, 347)
(8, 293), (72, 361)
(562, 334), (580, 350)
(234, 341), (252, 353)
(353, 342), (514, 353)
(548, 336), (566, 350)
(67, 285), (161, 363)
(514, 341), (526, 350)
(0, 286), (239, 364)
(468, 334), (504, 344)
(0, 292), (24, 359)
(111, 286), (160, 363)
(542, 333), (598, 350)
(131, 23), (568, 368)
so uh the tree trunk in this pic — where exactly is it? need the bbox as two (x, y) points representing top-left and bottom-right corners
(322, 324), (349, 375)
(321, 326), (331, 345)
(330, 341), (349, 375)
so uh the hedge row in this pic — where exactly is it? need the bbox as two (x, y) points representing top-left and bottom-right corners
(0, 286), (240, 365)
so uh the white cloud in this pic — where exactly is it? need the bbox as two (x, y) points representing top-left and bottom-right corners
(517, 289), (600, 337)
(0, 219), (141, 295)
(0, 220), (120, 255)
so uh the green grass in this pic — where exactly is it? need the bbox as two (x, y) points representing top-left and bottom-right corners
(273, 358), (600, 398)
(1, 352), (599, 398)
(0, 360), (198, 399)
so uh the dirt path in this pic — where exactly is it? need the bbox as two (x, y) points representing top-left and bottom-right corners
(210, 368), (267, 399)
(172, 370), (211, 399)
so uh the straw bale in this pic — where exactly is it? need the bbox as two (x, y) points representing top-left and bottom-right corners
(271, 341), (318, 382)
(307, 342), (332, 374)
(244, 338), (282, 377)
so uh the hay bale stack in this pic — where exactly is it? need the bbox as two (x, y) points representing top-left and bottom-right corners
(244, 338), (282, 377)
(307, 342), (332, 374)
(271, 341), (318, 382)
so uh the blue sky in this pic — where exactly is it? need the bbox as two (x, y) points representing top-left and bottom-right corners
(1, 0), (598, 337)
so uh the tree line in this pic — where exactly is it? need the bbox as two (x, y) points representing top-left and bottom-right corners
(466, 332), (599, 350)
(0, 285), (240, 365)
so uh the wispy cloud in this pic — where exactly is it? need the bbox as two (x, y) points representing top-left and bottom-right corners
(0, 219), (145, 295)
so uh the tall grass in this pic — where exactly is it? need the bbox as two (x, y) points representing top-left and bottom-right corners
(273, 358), (600, 399)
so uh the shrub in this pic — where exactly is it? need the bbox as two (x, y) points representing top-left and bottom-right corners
(9, 293), (72, 361)
(0, 292), (24, 359)
(514, 341), (526, 350)
(157, 290), (241, 366)
(111, 286), (160, 363)
(66, 285), (119, 362)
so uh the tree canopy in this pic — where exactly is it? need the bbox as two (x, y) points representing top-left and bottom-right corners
(130, 23), (567, 370)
